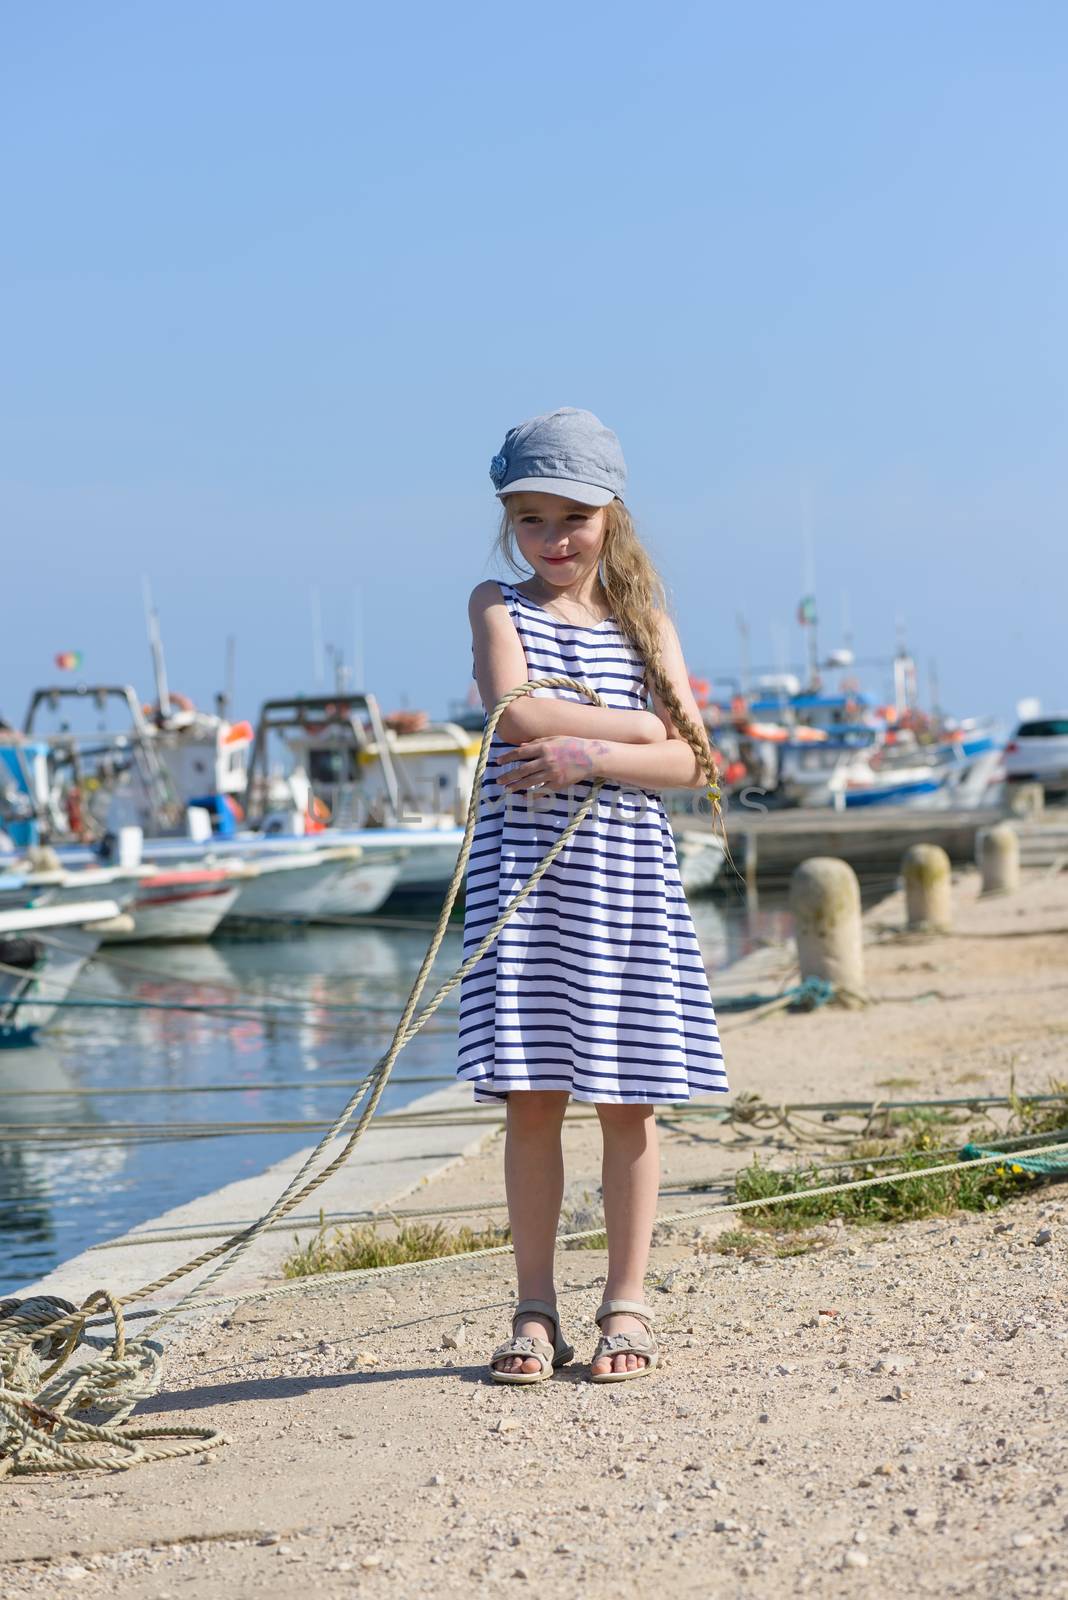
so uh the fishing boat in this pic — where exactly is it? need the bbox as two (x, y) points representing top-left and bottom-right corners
(243, 695), (469, 900)
(101, 866), (245, 943)
(10, 686), (454, 911)
(0, 901), (124, 1044)
(702, 669), (1003, 813)
(0, 861), (144, 918)
(223, 846), (402, 924)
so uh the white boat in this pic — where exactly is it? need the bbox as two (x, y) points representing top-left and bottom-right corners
(245, 695), (471, 900)
(0, 863), (144, 915)
(310, 849), (409, 918)
(224, 847), (401, 923)
(0, 900), (123, 1043)
(102, 867), (243, 943)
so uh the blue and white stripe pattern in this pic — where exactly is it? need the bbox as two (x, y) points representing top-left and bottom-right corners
(457, 580), (727, 1105)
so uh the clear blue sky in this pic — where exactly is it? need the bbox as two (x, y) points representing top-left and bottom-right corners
(3, 2), (1065, 730)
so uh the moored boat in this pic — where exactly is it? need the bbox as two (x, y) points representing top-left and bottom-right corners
(0, 901), (123, 1043)
(102, 868), (243, 943)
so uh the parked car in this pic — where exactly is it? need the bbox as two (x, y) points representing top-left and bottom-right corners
(1004, 715), (1068, 795)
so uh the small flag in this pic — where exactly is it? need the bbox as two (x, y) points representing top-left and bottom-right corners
(54, 651), (83, 671)
(797, 596), (817, 626)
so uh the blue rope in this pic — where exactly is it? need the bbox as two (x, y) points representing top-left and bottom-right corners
(2, 975), (839, 1019)
(712, 976), (835, 1013)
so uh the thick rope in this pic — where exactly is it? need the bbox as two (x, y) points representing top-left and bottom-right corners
(0, 676), (614, 1475)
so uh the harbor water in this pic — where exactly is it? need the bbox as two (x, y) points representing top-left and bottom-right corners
(0, 897), (802, 1296)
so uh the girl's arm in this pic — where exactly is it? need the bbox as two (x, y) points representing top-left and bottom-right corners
(495, 612), (714, 794)
(591, 612), (710, 788)
(468, 581), (667, 747)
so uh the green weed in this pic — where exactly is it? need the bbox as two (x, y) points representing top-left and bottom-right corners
(731, 1148), (1040, 1232)
(283, 1217), (509, 1277)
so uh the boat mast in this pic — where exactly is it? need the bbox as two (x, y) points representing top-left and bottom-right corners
(142, 577), (172, 721)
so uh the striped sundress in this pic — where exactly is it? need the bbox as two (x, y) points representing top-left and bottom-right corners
(456, 578), (727, 1106)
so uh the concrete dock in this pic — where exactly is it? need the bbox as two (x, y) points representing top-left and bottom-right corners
(676, 803), (1005, 884)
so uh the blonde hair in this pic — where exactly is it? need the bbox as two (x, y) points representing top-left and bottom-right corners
(495, 499), (721, 805)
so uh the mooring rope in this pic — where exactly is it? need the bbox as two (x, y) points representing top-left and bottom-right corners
(0, 675), (628, 1475)
(80, 1120), (1068, 1250)
(94, 1137), (1068, 1323)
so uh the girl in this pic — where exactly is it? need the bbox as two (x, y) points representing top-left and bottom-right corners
(459, 407), (727, 1384)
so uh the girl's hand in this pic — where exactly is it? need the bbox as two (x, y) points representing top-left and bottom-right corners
(495, 736), (610, 792)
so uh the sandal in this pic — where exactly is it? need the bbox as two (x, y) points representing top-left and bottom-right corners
(489, 1298), (574, 1385)
(589, 1299), (659, 1383)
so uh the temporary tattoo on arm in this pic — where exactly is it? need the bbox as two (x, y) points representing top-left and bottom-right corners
(556, 737), (611, 777)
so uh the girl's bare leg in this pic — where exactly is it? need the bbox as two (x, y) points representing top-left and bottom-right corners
(592, 1103), (659, 1376)
(494, 1090), (570, 1375)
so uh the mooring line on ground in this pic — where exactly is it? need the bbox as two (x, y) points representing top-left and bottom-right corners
(131, 1137), (1068, 1320)
(85, 1124), (1068, 1249)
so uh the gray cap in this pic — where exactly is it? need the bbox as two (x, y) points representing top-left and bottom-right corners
(489, 407), (626, 507)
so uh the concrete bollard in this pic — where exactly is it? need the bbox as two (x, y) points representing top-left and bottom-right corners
(902, 842), (953, 933)
(977, 822), (1020, 895)
(789, 856), (866, 1006)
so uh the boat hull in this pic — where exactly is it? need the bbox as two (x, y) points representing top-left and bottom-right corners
(103, 878), (241, 943)
(0, 922), (104, 1043)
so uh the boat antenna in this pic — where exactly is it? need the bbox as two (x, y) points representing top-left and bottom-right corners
(218, 633), (236, 719)
(141, 576), (171, 721)
(312, 587), (325, 686)
(735, 612), (751, 697)
(353, 584), (365, 693)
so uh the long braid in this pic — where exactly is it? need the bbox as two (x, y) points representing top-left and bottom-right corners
(495, 501), (724, 827)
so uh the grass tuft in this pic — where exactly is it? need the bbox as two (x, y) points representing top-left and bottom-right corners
(731, 1147), (1042, 1232)
(283, 1217), (509, 1278)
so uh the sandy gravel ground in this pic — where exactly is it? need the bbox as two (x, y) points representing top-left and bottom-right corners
(3, 865), (1066, 1598)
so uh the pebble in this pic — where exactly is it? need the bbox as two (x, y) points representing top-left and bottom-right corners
(961, 1371), (986, 1384)
(1033, 1229), (1053, 1247)
(441, 1326), (466, 1350)
(872, 1355), (911, 1375)
(842, 1550), (869, 1569)
(361, 1553), (383, 1569)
